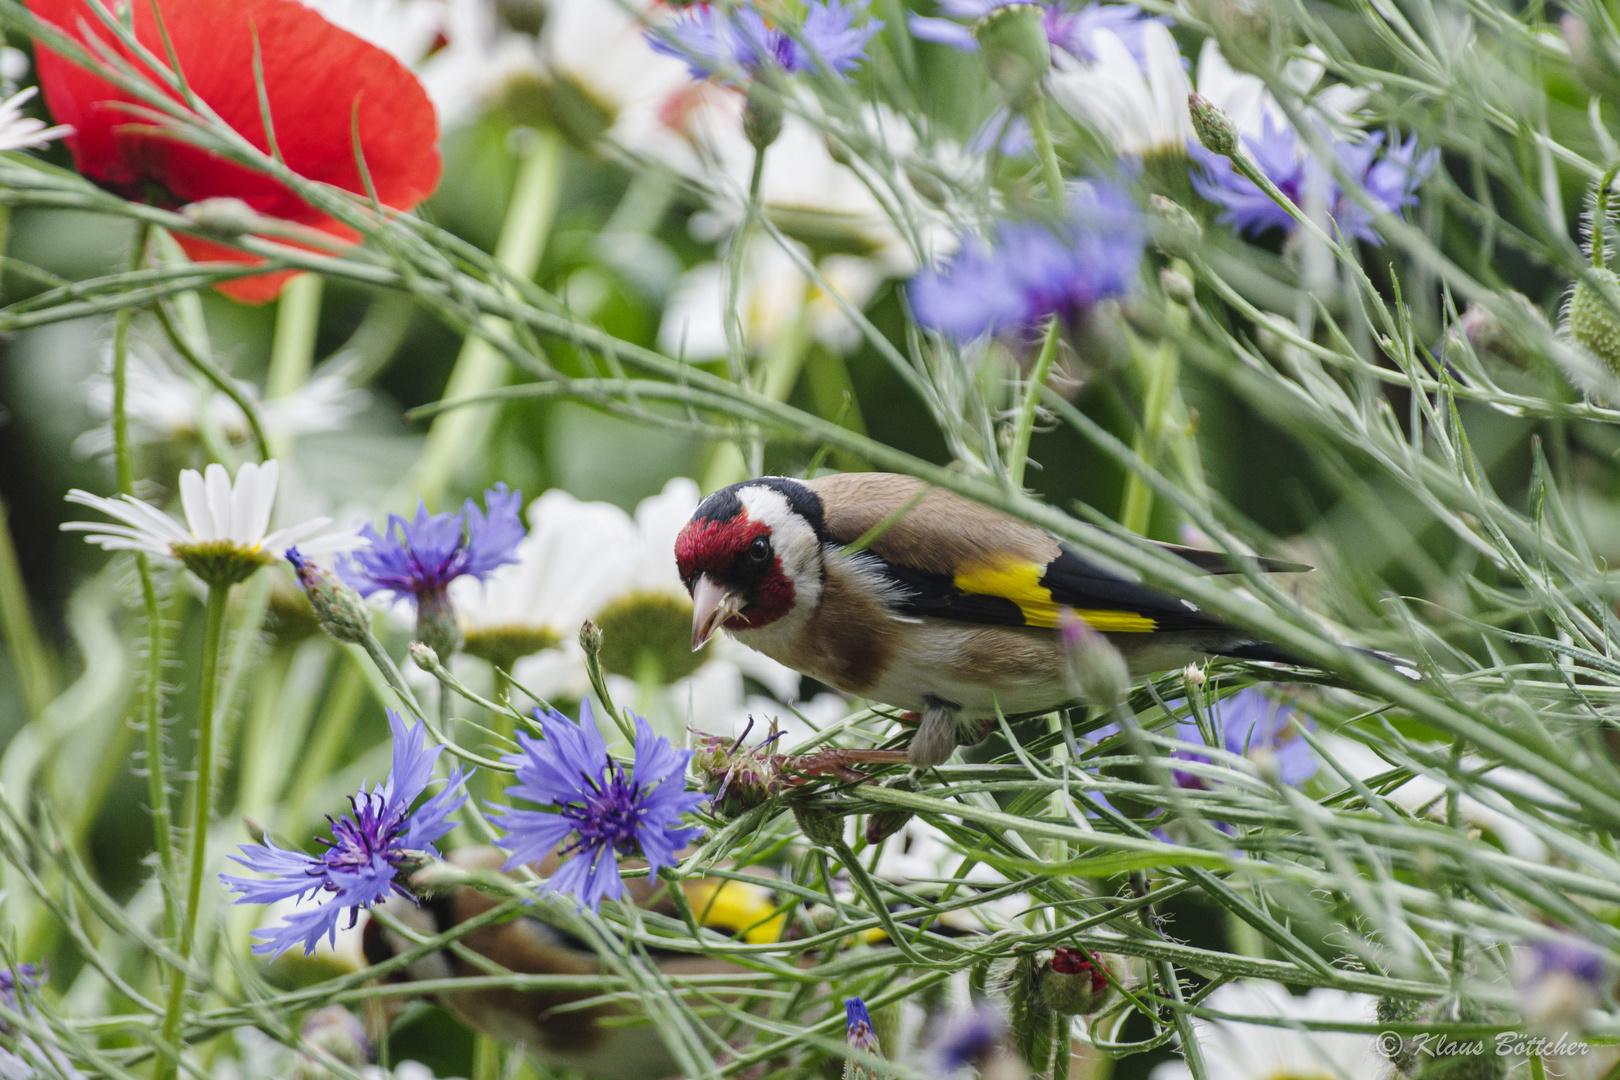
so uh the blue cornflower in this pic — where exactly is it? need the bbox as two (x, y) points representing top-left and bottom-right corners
(490, 702), (704, 912)
(0, 963), (43, 1031)
(909, 1), (1165, 65)
(1516, 935), (1611, 1026)
(649, 0), (882, 83)
(221, 711), (469, 958)
(1090, 686), (1317, 789)
(1190, 119), (1437, 244)
(909, 180), (1145, 342)
(845, 998), (879, 1052)
(339, 484), (524, 603)
(930, 1003), (1005, 1074)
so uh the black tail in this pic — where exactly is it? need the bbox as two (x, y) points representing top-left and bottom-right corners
(1213, 640), (1422, 680)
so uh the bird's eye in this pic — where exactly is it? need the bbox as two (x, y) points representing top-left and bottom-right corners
(748, 536), (771, 563)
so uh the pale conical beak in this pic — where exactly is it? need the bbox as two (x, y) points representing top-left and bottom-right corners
(691, 574), (742, 651)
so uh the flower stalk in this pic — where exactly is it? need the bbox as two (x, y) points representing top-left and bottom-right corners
(1007, 316), (1062, 491)
(154, 580), (230, 1080)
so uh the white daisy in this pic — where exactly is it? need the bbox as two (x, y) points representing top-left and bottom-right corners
(658, 240), (887, 360)
(74, 347), (369, 459)
(535, 0), (695, 149)
(62, 461), (356, 587)
(1150, 980), (1382, 1080)
(0, 86), (71, 153)
(1049, 22), (1192, 157)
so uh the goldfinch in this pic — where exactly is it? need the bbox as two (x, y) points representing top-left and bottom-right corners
(673, 472), (1319, 766)
(361, 847), (784, 1080)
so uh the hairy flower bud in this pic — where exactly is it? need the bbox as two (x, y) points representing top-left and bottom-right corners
(1187, 92), (1238, 157)
(1568, 268), (1620, 378)
(285, 547), (372, 645)
(975, 4), (1050, 108)
(1037, 948), (1113, 1015)
(1060, 609), (1129, 708)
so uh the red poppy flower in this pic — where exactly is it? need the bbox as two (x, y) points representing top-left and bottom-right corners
(27, 0), (441, 303)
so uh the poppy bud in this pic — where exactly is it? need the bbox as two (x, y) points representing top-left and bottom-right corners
(1187, 92), (1239, 157)
(974, 4), (1050, 109)
(285, 547), (372, 646)
(1568, 268), (1620, 378)
(1037, 948), (1113, 1015)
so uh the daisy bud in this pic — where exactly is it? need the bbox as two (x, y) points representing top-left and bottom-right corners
(974, 4), (1050, 108)
(408, 640), (441, 673)
(181, 196), (261, 237)
(293, 1006), (369, 1079)
(1567, 268), (1620, 378)
(1187, 92), (1238, 157)
(1159, 267), (1195, 306)
(285, 548), (372, 646)
(1059, 609), (1129, 708)
(744, 83), (784, 153)
(1037, 948), (1113, 1015)
(1150, 195), (1202, 257)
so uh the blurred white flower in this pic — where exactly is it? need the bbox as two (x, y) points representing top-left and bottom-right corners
(63, 461), (357, 584)
(1049, 23), (1191, 156)
(534, 0), (694, 149)
(0, 86), (71, 153)
(1050, 33), (1367, 157)
(451, 480), (814, 731)
(74, 347), (369, 458)
(658, 240), (887, 359)
(299, 0), (448, 66)
(1316, 734), (1562, 863)
(1150, 980), (1381, 1080)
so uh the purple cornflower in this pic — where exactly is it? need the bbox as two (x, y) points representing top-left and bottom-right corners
(909, 1), (1165, 65)
(490, 702), (704, 911)
(0, 963), (43, 1030)
(1516, 935), (1612, 1027)
(846, 998), (880, 1052)
(1190, 118), (1437, 245)
(909, 180), (1145, 342)
(339, 484), (524, 604)
(930, 1003), (1005, 1074)
(221, 711), (469, 958)
(1091, 686), (1316, 789)
(649, 0), (882, 83)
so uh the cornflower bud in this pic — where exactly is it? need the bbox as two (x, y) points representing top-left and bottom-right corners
(1159, 267), (1195, 306)
(864, 774), (919, 845)
(285, 547), (372, 646)
(744, 82), (784, 152)
(1187, 92), (1238, 157)
(413, 587), (463, 662)
(691, 722), (788, 817)
(975, 4), (1050, 108)
(1060, 609), (1129, 708)
(844, 997), (883, 1080)
(408, 640), (441, 673)
(1037, 948), (1113, 1015)
(579, 618), (605, 658)
(181, 196), (260, 237)
(1150, 194), (1203, 257)
(292, 1006), (370, 1080)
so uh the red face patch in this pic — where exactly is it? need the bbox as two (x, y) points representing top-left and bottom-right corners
(674, 515), (796, 629)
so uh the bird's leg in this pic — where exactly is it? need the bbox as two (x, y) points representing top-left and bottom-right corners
(908, 694), (963, 768)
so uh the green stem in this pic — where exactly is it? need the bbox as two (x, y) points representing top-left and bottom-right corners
(705, 145), (772, 490)
(411, 128), (563, 507)
(0, 496), (52, 720)
(1119, 330), (1180, 536)
(1592, 161), (1620, 270)
(1026, 100), (1067, 205)
(114, 223), (180, 941)
(265, 272), (323, 400)
(1007, 317), (1061, 491)
(154, 582), (231, 1080)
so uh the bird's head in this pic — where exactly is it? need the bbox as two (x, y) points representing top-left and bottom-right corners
(675, 478), (826, 650)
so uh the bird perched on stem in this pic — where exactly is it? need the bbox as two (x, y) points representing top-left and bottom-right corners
(674, 472), (1325, 766)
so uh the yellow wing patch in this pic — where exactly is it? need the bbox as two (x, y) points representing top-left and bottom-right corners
(952, 561), (1159, 633)
(683, 878), (787, 944)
